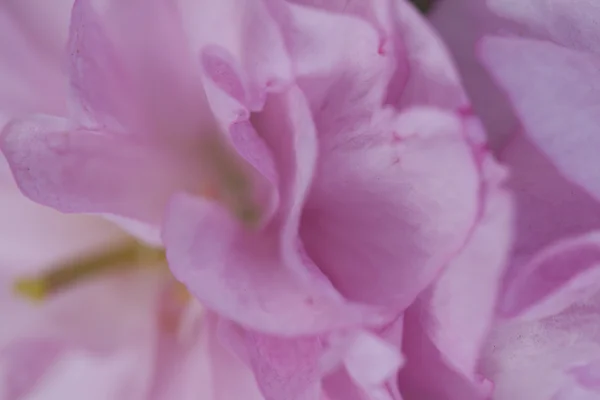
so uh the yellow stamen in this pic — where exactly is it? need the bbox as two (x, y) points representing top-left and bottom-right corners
(14, 241), (166, 302)
(14, 279), (47, 302)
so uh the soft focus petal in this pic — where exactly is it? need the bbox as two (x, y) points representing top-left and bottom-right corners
(21, 344), (154, 400)
(487, 0), (600, 52)
(68, 0), (212, 139)
(1, 340), (64, 400)
(0, 156), (123, 275)
(301, 107), (481, 309)
(0, 1), (71, 124)
(1, 115), (198, 225)
(480, 37), (600, 202)
(429, 0), (520, 148)
(148, 309), (267, 400)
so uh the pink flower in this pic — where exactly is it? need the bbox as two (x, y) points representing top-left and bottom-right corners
(0, 3), (266, 399)
(0, 154), (267, 399)
(0, 1), (511, 399)
(433, 0), (600, 399)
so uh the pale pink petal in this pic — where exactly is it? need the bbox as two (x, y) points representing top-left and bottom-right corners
(0, 157), (124, 275)
(500, 232), (600, 320)
(163, 193), (384, 335)
(387, 0), (468, 109)
(393, 156), (510, 400)
(429, 0), (520, 148)
(480, 37), (600, 202)
(418, 157), (513, 376)
(285, 0), (388, 35)
(22, 345), (154, 400)
(481, 299), (600, 400)
(301, 107), (481, 309)
(162, 312), (265, 400)
(1, 340), (64, 400)
(277, 1), (391, 134)
(487, 0), (600, 52)
(68, 0), (213, 140)
(398, 306), (492, 400)
(180, 0), (293, 113)
(499, 133), (600, 270)
(243, 333), (322, 400)
(221, 322), (402, 400)
(165, 87), (388, 334)
(1, 115), (198, 224)
(148, 307), (263, 400)
(0, 1), (71, 121)
(570, 360), (600, 391)
(0, 271), (160, 399)
(340, 331), (404, 400)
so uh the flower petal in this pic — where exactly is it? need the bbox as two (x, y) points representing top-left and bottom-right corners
(419, 158), (512, 376)
(68, 0), (212, 139)
(481, 301), (600, 400)
(487, 0), (600, 52)
(244, 332), (322, 400)
(429, 0), (520, 148)
(387, 0), (467, 109)
(500, 231), (600, 320)
(480, 37), (600, 202)
(165, 87), (390, 334)
(301, 107), (481, 309)
(1, 115), (197, 224)
(163, 193), (384, 335)
(0, 4), (70, 131)
(499, 133), (600, 270)
(398, 306), (491, 400)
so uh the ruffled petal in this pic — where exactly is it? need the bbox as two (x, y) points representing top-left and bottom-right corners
(180, 0), (293, 118)
(163, 193), (384, 335)
(279, 1), (392, 138)
(301, 107), (481, 309)
(164, 87), (387, 334)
